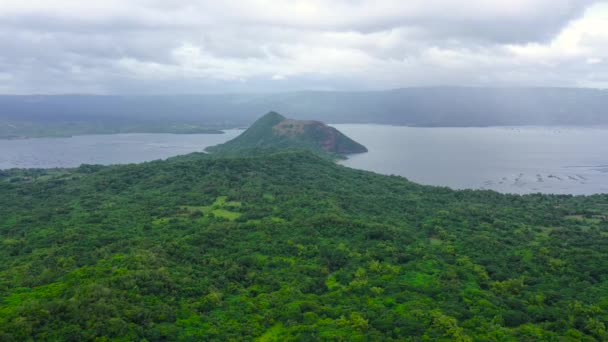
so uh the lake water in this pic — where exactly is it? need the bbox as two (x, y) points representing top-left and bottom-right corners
(0, 130), (242, 169)
(333, 125), (608, 195)
(1, 126), (607, 195)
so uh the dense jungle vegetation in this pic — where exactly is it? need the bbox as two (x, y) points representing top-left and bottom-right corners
(1, 151), (607, 341)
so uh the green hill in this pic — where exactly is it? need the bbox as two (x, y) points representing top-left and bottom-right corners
(1, 150), (608, 340)
(206, 112), (368, 158)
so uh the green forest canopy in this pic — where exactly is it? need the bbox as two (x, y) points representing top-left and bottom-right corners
(0, 150), (607, 340)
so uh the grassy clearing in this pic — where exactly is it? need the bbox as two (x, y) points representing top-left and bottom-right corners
(211, 209), (241, 221)
(178, 196), (242, 221)
(564, 215), (603, 225)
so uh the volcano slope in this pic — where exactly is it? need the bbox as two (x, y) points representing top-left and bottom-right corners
(206, 111), (367, 159)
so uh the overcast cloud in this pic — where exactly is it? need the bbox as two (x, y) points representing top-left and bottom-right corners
(0, 0), (606, 94)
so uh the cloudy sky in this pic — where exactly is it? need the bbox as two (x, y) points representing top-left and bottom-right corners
(0, 0), (607, 94)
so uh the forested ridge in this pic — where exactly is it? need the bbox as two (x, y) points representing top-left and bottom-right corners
(3, 87), (608, 139)
(1, 151), (608, 340)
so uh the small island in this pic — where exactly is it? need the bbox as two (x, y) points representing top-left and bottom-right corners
(206, 111), (367, 158)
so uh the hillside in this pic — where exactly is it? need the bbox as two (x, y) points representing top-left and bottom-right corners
(1, 151), (608, 340)
(3, 87), (608, 138)
(206, 112), (368, 157)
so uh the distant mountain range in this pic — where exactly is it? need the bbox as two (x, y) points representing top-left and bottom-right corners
(206, 112), (367, 158)
(1, 87), (607, 137)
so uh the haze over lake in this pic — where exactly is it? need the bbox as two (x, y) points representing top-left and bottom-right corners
(2, 125), (607, 195)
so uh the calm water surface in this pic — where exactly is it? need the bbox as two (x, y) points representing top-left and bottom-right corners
(333, 124), (608, 195)
(2, 126), (607, 195)
(0, 130), (242, 169)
